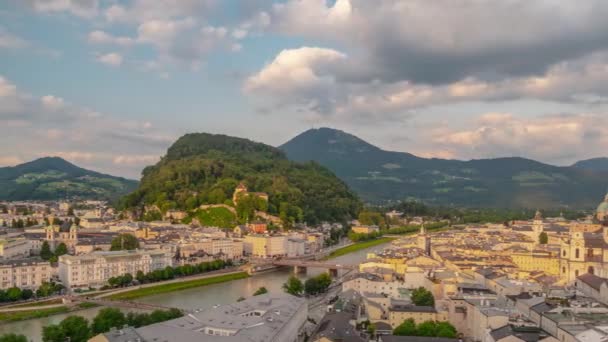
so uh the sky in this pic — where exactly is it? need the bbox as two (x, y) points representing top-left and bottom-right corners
(2, 0), (608, 179)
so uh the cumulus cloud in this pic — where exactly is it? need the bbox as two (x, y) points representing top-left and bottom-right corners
(0, 75), (171, 178)
(88, 30), (134, 46)
(423, 112), (608, 165)
(25, 0), (99, 18)
(242, 0), (608, 120)
(96, 52), (122, 66)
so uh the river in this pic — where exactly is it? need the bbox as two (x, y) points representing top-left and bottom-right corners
(0, 241), (390, 341)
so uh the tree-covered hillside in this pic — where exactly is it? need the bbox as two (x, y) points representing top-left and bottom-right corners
(0, 157), (137, 200)
(280, 128), (608, 208)
(119, 133), (361, 225)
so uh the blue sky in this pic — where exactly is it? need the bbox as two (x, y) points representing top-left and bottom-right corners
(2, 0), (608, 178)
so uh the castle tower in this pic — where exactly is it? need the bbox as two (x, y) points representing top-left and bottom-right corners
(69, 223), (78, 241)
(45, 225), (55, 241)
(233, 182), (248, 204)
(417, 224), (431, 255)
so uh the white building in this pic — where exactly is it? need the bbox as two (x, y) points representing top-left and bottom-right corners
(0, 238), (31, 259)
(342, 273), (403, 298)
(243, 235), (287, 258)
(58, 250), (172, 289)
(93, 293), (308, 342)
(287, 238), (306, 257)
(0, 259), (52, 290)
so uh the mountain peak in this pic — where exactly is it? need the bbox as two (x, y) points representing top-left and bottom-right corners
(281, 127), (381, 154)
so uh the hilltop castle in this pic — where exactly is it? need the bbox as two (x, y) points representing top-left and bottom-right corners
(232, 183), (269, 205)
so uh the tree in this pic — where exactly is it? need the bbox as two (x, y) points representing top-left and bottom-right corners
(435, 321), (458, 338)
(136, 270), (146, 284)
(253, 287), (268, 296)
(42, 325), (66, 342)
(67, 207), (75, 216)
(40, 241), (53, 260)
(539, 231), (548, 244)
(236, 296), (246, 302)
(110, 234), (140, 251)
(58, 316), (91, 342)
(92, 308), (126, 334)
(411, 287), (435, 306)
(393, 318), (417, 336)
(20, 289), (33, 300)
(416, 321), (438, 337)
(6, 287), (21, 302)
(282, 275), (303, 296)
(0, 334), (27, 342)
(54, 243), (68, 257)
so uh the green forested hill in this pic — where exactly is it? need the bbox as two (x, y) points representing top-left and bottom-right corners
(0, 157), (137, 200)
(573, 158), (608, 172)
(120, 133), (361, 224)
(280, 128), (608, 208)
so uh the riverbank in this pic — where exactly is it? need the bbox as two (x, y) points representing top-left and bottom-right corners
(324, 237), (395, 259)
(108, 272), (249, 300)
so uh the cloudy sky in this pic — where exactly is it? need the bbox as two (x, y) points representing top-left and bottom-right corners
(2, 0), (608, 179)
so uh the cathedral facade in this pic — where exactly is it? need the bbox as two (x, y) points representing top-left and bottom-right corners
(559, 226), (608, 283)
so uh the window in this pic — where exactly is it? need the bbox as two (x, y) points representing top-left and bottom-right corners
(575, 270), (579, 277)
(575, 248), (580, 259)
(562, 250), (566, 257)
(588, 266), (595, 275)
(588, 249), (594, 257)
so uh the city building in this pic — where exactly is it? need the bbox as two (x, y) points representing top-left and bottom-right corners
(243, 235), (287, 258)
(559, 226), (608, 283)
(58, 250), (173, 289)
(0, 238), (31, 259)
(92, 293), (307, 342)
(352, 225), (380, 234)
(0, 259), (52, 290)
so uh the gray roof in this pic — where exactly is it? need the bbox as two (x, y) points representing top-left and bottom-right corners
(131, 293), (306, 342)
(490, 325), (548, 342)
(312, 311), (365, 342)
(380, 336), (458, 342)
(390, 305), (437, 313)
(577, 273), (608, 291)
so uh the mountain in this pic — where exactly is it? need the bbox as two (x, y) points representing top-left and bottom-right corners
(573, 158), (608, 172)
(0, 157), (138, 201)
(280, 128), (608, 208)
(120, 133), (360, 224)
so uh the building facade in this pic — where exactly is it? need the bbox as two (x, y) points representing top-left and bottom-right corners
(0, 259), (52, 290)
(58, 250), (173, 289)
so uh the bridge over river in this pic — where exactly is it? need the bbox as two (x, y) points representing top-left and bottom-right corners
(249, 257), (357, 276)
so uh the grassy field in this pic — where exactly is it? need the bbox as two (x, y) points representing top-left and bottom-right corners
(4, 298), (64, 308)
(108, 272), (249, 300)
(325, 237), (395, 259)
(0, 306), (69, 322)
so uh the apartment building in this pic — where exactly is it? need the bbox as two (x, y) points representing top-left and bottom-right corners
(243, 235), (287, 258)
(0, 259), (52, 290)
(58, 250), (172, 289)
(0, 238), (31, 259)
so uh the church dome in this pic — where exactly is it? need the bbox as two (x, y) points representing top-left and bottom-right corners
(598, 201), (608, 214)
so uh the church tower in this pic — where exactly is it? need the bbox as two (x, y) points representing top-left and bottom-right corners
(417, 224), (431, 255)
(532, 210), (544, 236)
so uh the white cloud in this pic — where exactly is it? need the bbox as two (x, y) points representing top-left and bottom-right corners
(113, 154), (159, 166)
(26, 0), (99, 18)
(41, 95), (65, 110)
(96, 52), (123, 67)
(88, 30), (134, 46)
(0, 27), (29, 49)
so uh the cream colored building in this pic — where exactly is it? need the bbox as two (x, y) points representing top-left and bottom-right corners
(58, 250), (173, 289)
(0, 238), (31, 259)
(559, 227), (608, 283)
(243, 235), (287, 258)
(342, 273), (403, 298)
(351, 225), (380, 234)
(0, 259), (52, 290)
(511, 250), (560, 276)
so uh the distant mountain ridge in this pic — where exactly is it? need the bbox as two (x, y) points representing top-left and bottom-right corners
(280, 128), (608, 208)
(573, 158), (608, 172)
(0, 157), (138, 201)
